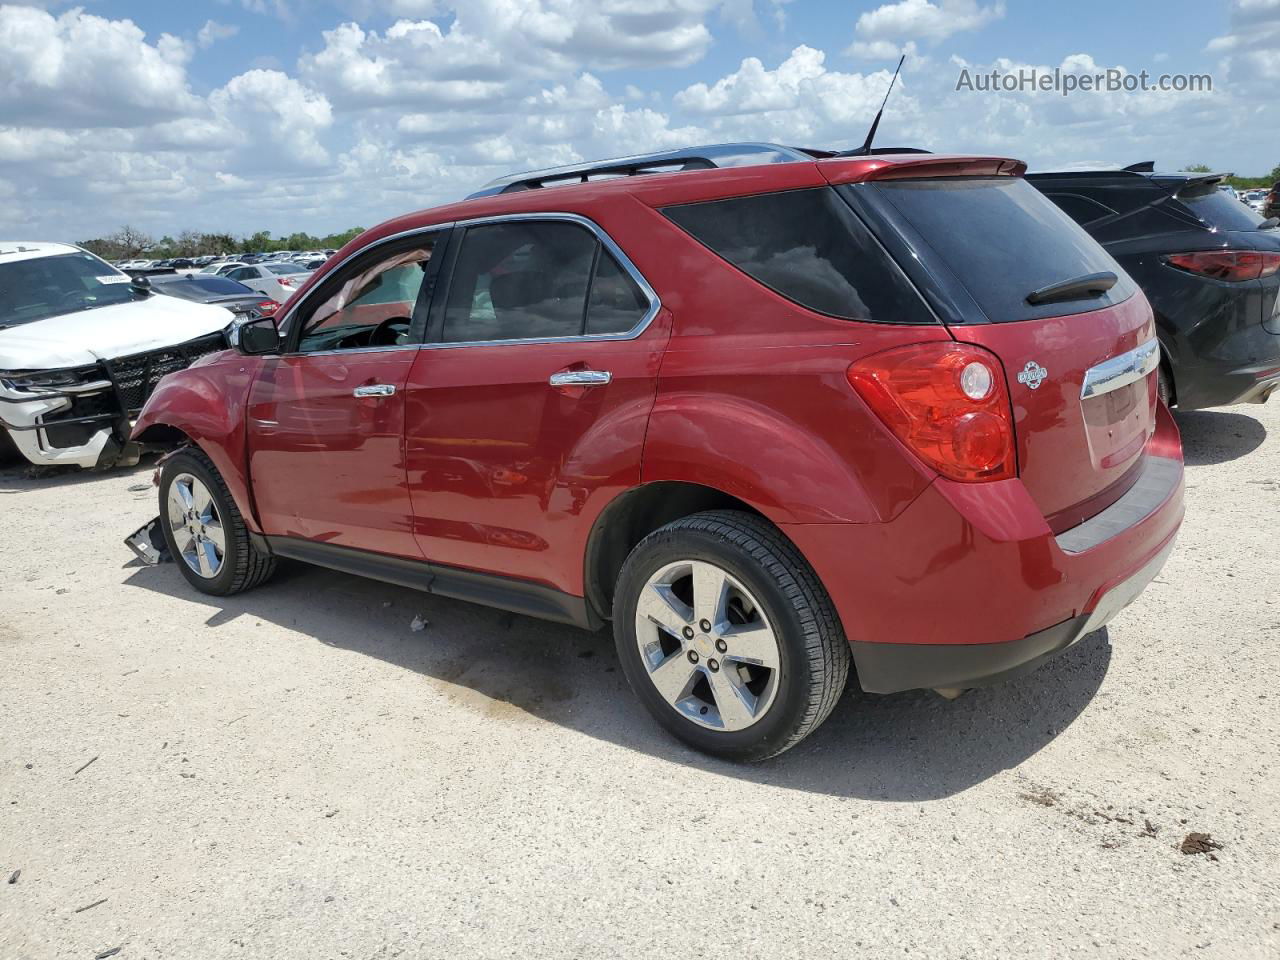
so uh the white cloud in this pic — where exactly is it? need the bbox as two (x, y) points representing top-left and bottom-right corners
(197, 20), (240, 49)
(1206, 0), (1280, 89)
(850, 0), (1004, 57)
(0, 6), (200, 127)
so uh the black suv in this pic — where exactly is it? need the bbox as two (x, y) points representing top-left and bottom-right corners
(1029, 164), (1280, 409)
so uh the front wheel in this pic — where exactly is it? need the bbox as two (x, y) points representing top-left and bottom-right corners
(158, 448), (275, 596)
(613, 511), (851, 762)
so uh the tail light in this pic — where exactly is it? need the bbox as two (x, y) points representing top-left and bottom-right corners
(258, 299), (280, 315)
(847, 342), (1016, 483)
(1164, 250), (1280, 282)
(277, 275), (300, 288)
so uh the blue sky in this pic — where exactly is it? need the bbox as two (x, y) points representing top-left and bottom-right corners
(0, 0), (1275, 242)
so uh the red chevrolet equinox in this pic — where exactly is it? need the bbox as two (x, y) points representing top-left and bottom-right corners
(132, 145), (1185, 761)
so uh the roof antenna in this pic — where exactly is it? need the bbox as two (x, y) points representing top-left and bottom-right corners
(840, 54), (906, 157)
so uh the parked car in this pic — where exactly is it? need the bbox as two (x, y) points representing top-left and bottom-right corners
(148, 273), (280, 319)
(132, 145), (1184, 761)
(0, 242), (233, 469)
(1266, 182), (1280, 221)
(1029, 164), (1280, 409)
(222, 262), (310, 302)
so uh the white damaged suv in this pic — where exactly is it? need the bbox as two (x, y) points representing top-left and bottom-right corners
(0, 242), (236, 469)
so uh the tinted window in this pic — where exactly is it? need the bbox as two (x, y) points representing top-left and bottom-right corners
(266, 263), (305, 276)
(858, 177), (1134, 322)
(586, 249), (648, 335)
(662, 187), (934, 324)
(442, 221), (635, 343)
(1178, 187), (1266, 231)
(297, 245), (434, 353)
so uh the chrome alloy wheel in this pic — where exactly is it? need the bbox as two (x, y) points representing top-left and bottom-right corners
(167, 473), (225, 579)
(634, 559), (782, 732)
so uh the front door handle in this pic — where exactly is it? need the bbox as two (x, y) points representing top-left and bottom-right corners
(549, 370), (612, 387)
(353, 384), (396, 398)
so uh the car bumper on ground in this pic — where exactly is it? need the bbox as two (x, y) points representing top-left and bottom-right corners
(782, 404), (1185, 695)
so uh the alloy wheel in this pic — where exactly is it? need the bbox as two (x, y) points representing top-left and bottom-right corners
(166, 472), (225, 579)
(633, 559), (781, 732)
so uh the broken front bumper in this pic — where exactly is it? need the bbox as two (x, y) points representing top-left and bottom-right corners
(0, 378), (125, 468)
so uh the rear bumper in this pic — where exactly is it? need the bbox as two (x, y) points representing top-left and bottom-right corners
(1173, 358), (1280, 409)
(850, 535), (1176, 693)
(783, 404), (1184, 694)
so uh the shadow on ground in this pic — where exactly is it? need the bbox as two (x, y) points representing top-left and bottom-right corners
(1176, 409), (1267, 466)
(124, 558), (1110, 801)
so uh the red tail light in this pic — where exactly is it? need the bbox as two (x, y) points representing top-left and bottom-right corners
(1164, 250), (1280, 282)
(847, 342), (1016, 483)
(258, 299), (280, 315)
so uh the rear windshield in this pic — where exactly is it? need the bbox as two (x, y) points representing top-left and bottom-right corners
(154, 276), (252, 299)
(266, 263), (305, 275)
(1178, 186), (1267, 231)
(849, 177), (1134, 323)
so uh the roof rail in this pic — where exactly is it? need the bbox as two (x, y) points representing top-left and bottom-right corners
(465, 142), (819, 199)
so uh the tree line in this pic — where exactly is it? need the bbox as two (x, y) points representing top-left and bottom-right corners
(77, 225), (367, 261)
(1182, 161), (1280, 190)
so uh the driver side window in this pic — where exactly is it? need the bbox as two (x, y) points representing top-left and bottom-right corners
(295, 240), (436, 353)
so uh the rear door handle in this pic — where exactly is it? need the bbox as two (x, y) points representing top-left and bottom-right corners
(549, 370), (612, 387)
(353, 384), (396, 397)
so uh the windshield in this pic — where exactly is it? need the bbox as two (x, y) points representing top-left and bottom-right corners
(0, 252), (138, 329)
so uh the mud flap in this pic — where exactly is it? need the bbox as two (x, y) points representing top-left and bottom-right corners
(125, 517), (170, 565)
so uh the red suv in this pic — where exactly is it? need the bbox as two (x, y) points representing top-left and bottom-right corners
(132, 145), (1185, 761)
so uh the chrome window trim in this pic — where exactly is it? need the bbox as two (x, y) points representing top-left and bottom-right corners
(276, 212), (661, 356)
(1080, 338), (1161, 400)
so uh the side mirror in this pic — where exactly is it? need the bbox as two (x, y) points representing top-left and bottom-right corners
(129, 274), (152, 296)
(228, 315), (281, 355)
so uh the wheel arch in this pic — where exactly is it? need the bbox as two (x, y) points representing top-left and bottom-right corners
(583, 480), (771, 622)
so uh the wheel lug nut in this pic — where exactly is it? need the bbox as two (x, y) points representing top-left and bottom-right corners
(687, 650), (699, 664)
(708, 658), (719, 672)
(699, 619), (711, 633)
(715, 639), (727, 653)
(682, 626), (694, 640)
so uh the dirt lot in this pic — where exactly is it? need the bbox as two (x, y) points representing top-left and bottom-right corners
(1, 405), (1278, 960)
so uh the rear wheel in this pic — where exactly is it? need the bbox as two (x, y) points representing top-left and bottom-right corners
(1158, 364), (1174, 408)
(158, 448), (275, 596)
(613, 510), (850, 762)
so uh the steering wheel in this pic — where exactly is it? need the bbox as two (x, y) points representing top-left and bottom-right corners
(369, 316), (411, 347)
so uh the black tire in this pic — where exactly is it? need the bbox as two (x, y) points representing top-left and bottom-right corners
(158, 447), (275, 596)
(612, 510), (851, 762)
(1158, 364), (1174, 409)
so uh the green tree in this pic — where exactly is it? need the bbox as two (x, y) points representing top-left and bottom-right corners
(1182, 163), (1212, 173)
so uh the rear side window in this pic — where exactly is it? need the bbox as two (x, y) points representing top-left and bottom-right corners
(662, 188), (934, 324)
(441, 220), (650, 343)
(1177, 186), (1266, 231)
(854, 177), (1135, 323)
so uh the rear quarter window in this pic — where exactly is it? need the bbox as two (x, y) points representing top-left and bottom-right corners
(850, 177), (1135, 323)
(661, 187), (936, 324)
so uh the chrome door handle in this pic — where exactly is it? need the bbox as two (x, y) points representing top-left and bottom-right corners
(353, 384), (396, 398)
(549, 370), (612, 387)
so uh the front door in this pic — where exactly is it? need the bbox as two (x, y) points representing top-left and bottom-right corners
(404, 217), (668, 595)
(246, 233), (444, 557)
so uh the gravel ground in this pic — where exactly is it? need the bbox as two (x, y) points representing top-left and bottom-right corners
(1, 405), (1278, 960)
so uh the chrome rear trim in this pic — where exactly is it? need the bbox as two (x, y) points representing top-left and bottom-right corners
(1080, 338), (1160, 400)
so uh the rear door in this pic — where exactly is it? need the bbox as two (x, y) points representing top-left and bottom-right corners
(839, 175), (1157, 527)
(403, 216), (667, 593)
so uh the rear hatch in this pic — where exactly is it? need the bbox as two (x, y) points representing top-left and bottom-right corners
(834, 171), (1157, 527)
